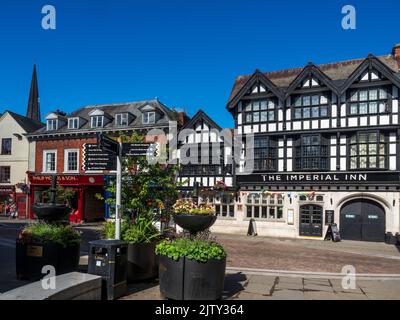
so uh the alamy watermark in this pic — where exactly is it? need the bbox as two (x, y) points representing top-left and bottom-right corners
(341, 5), (356, 30)
(41, 265), (56, 290)
(42, 5), (56, 30)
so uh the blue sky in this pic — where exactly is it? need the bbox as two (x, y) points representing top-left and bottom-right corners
(0, 0), (399, 128)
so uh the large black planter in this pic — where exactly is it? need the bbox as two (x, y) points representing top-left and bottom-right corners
(32, 204), (70, 223)
(16, 241), (80, 281)
(159, 255), (226, 300)
(127, 243), (158, 283)
(173, 215), (217, 234)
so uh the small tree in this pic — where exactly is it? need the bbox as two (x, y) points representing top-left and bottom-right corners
(99, 133), (179, 219)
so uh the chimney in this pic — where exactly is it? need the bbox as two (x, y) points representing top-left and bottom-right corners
(392, 44), (400, 68)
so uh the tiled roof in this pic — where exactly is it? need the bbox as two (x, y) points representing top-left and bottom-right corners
(6, 111), (44, 133)
(228, 54), (400, 105)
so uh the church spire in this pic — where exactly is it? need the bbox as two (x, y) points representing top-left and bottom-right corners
(26, 64), (41, 122)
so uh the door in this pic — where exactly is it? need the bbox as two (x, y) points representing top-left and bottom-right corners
(299, 205), (323, 237)
(16, 194), (27, 219)
(340, 199), (385, 242)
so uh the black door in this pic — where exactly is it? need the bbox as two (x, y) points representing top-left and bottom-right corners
(340, 199), (385, 242)
(299, 205), (323, 237)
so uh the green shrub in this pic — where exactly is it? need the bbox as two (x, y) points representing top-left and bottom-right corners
(21, 223), (81, 247)
(155, 238), (226, 262)
(101, 214), (161, 244)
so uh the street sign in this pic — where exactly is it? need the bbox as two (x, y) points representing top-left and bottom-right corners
(83, 143), (117, 171)
(121, 143), (156, 157)
(97, 133), (120, 155)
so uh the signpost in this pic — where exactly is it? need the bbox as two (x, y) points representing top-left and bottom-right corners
(83, 144), (117, 171)
(96, 133), (158, 240)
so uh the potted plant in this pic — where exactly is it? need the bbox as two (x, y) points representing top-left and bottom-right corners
(16, 223), (81, 280)
(172, 199), (217, 235)
(156, 237), (226, 300)
(101, 212), (162, 283)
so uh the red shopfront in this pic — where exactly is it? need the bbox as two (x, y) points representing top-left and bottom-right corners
(28, 174), (105, 223)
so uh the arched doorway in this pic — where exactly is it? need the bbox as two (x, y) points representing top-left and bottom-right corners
(299, 204), (323, 237)
(340, 199), (385, 242)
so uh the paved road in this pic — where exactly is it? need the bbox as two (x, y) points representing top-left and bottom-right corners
(0, 222), (101, 293)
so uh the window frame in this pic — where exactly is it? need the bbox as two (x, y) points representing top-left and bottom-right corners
(116, 113), (129, 126)
(294, 134), (329, 171)
(292, 93), (330, 120)
(46, 119), (58, 131)
(243, 99), (278, 124)
(1, 138), (12, 155)
(252, 136), (277, 172)
(142, 112), (156, 125)
(68, 118), (79, 130)
(91, 116), (104, 128)
(245, 193), (284, 221)
(0, 166), (11, 183)
(347, 86), (391, 116)
(42, 150), (57, 174)
(64, 149), (80, 173)
(348, 131), (387, 170)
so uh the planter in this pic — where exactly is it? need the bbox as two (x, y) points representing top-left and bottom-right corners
(173, 214), (217, 234)
(16, 241), (80, 281)
(32, 204), (70, 223)
(159, 255), (226, 300)
(127, 243), (158, 283)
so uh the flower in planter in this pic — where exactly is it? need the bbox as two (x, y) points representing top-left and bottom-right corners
(173, 199), (214, 215)
(155, 238), (226, 263)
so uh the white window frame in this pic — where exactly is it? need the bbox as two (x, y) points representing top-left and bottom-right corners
(42, 150), (57, 174)
(142, 112), (155, 124)
(64, 149), (80, 173)
(68, 118), (79, 129)
(46, 119), (58, 131)
(91, 116), (104, 128)
(116, 113), (129, 126)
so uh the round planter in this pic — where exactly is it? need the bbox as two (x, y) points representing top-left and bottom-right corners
(173, 214), (217, 234)
(32, 204), (70, 223)
(159, 255), (226, 300)
(127, 243), (158, 283)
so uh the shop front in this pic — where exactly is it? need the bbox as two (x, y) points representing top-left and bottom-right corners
(28, 173), (105, 223)
(0, 186), (16, 217)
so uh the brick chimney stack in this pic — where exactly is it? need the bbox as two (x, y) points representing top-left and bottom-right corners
(392, 44), (400, 69)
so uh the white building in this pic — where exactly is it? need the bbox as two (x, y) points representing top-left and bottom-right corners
(0, 111), (43, 218)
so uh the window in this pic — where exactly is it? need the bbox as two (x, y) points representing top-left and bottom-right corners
(0, 166), (10, 183)
(1, 138), (12, 155)
(64, 149), (79, 173)
(180, 165), (222, 176)
(349, 132), (386, 169)
(349, 88), (389, 115)
(293, 94), (329, 119)
(68, 118), (79, 129)
(91, 116), (104, 128)
(116, 113), (129, 126)
(200, 194), (235, 218)
(295, 135), (328, 170)
(43, 150), (57, 173)
(142, 112), (155, 124)
(243, 99), (276, 123)
(253, 137), (276, 171)
(246, 193), (283, 220)
(47, 119), (58, 131)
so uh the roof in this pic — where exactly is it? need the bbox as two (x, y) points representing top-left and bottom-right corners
(182, 109), (223, 131)
(31, 99), (181, 135)
(227, 53), (400, 106)
(5, 111), (44, 133)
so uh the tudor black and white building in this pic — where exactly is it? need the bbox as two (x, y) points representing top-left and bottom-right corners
(212, 44), (400, 242)
(176, 110), (235, 219)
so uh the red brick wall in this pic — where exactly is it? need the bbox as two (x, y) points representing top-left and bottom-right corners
(35, 137), (97, 174)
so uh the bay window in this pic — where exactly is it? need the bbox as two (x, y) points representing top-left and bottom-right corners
(349, 132), (386, 169)
(253, 137), (276, 171)
(295, 135), (328, 170)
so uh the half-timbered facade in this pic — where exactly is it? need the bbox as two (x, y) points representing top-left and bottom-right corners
(215, 44), (400, 242)
(176, 110), (235, 219)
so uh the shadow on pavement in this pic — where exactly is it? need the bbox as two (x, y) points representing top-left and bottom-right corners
(222, 272), (247, 299)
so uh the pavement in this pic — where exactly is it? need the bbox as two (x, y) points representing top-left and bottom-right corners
(1, 219), (400, 299)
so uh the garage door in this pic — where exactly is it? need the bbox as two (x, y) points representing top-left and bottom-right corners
(340, 199), (385, 242)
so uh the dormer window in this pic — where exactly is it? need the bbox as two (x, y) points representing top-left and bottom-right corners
(116, 113), (129, 126)
(47, 119), (58, 131)
(142, 112), (155, 124)
(91, 116), (104, 128)
(68, 118), (79, 129)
